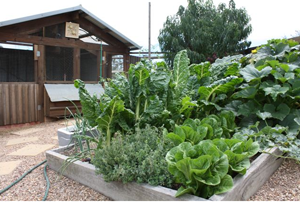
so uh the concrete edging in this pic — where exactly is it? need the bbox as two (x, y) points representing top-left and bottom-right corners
(46, 146), (283, 201)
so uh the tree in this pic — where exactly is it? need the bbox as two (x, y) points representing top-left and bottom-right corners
(158, 0), (252, 65)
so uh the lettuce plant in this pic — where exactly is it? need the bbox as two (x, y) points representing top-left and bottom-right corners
(165, 138), (259, 198)
(165, 111), (236, 146)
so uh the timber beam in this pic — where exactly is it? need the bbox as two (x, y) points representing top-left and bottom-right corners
(0, 12), (80, 35)
(0, 33), (128, 54)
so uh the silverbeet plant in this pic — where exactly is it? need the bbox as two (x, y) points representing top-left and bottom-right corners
(74, 50), (193, 146)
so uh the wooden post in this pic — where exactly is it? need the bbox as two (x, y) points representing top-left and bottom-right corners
(73, 48), (80, 80)
(123, 53), (130, 73)
(96, 50), (101, 81)
(106, 54), (112, 78)
(102, 51), (107, 78)
(37, 45), (45, 122)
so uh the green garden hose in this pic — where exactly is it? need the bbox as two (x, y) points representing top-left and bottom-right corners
(0, 160), (50, 201)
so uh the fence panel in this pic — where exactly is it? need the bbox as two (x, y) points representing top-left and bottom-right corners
(0, 83), (39, 126)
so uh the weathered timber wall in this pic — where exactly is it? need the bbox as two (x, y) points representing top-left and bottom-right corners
(0, 83), (39, 126)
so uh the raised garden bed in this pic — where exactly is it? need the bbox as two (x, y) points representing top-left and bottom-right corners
(46, 145), (283, 201)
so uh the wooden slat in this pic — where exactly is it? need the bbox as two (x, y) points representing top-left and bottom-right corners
(23, 84), (29, 123)
(17, 84), (23, 123)
(28, 84), (34, 122)
(73, 48), (80, 79)
(0, 85), (3, 126)
(0, 84), (40, 126)
(10, 84), (17, 124)
(3, 84), (10, 125)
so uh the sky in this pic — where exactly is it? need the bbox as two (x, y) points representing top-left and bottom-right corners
(0, 0), (299, 50)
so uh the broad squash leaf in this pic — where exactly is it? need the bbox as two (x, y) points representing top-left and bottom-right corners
(240, 64), (272, 82)
(263, 103), (290, 121)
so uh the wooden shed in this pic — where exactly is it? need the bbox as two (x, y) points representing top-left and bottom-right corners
(0, 5), (140, 126)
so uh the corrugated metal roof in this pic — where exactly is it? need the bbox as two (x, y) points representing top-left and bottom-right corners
(0, 5), (141, 50)
(44, 84), (104, 102)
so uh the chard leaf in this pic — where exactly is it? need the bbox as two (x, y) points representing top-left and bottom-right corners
(240, 64), (272, 82)
(190, 61), (210, 80)
(263, 85), (289, 101)
(180, 96), (198, 118)
(134, 67), (150, 85)
(74, 79), (101, 127)
(263, 103), (290, 121)
(96, 96), (125, 145)
(198, 77), (243, 101)
(225, 63), (240, 76)
(172, 50), (190, 98)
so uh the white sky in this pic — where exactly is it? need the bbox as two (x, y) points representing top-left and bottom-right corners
(0, 0), (299, 50)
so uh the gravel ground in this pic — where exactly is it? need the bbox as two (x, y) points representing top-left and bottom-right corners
(0, 120), (300, 201)
(0, 120), (110, 201)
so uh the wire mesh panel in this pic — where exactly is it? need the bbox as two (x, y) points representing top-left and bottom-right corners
(0, 48), (34, 82)
(80, 49), (98, 81)
(45, 46), (73, 81)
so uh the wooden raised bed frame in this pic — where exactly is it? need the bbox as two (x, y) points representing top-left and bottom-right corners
(46, 146), (283, 201)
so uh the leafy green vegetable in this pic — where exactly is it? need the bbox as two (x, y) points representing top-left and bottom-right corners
(239, 64), (272, 82)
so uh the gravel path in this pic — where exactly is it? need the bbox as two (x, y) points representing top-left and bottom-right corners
(0, 120), (109, 201)
(0, 120), (300, 201)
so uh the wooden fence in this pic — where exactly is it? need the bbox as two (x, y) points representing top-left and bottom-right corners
(0, 83), (39, 126)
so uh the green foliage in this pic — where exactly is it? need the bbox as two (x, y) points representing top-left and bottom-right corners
(93, 125), (174, 187)
(75, 50), (193, 145)
(158, 0), (252, 65)
(165, 138), (258, 198)
(76, 37), (300, 199)
(166, 111), (236, 146)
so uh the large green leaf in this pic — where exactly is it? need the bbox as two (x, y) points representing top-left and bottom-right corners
(172, 50), (190, 98)
(263, 85), (289, 101)
(263, 103), (290, 121)
(74, 79), (101, 127)
(225, 150), (250, 174)
(232, 86), (257, 99)
(190, 155), (212, 176)
(240, 64), (272, 82)
(180, 96), (198, 118)
(175, 186), (196, 197)
(135, 66), (150, 86)
(96, 96), (125, 145)
(213, 174), (234, 195)
(200, 117), (223, 139)
(198, 77), (243, 101)
(238, 101), (259, 117)
(176, 157), (192, 180)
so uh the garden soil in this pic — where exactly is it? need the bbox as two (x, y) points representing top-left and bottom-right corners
(0, 119), (299, 201)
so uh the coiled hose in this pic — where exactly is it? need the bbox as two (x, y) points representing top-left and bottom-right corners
(0, 160), (50, 201)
